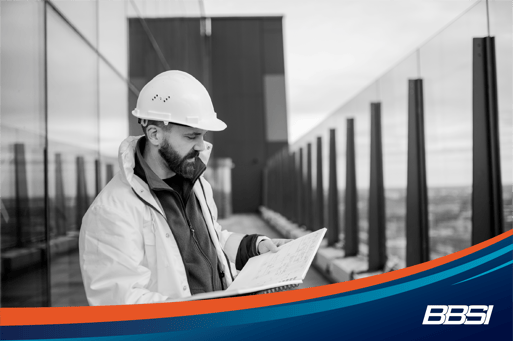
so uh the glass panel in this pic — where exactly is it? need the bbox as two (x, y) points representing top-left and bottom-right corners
(293, 81), (380, 249)
(98, 0), (128, 186)
(0, 0), (48, 307)
(420, 1), (488, 260)
(379, 53), (417, 264)
(50, 0), (98, 47)
(489, 0), (512, 229)
(47, 6), (99, 307)
(290, 0), (511, 269)
(98, 0), (128, 78)
(334, 84), (376, 250)
(99, 60), (128, 182)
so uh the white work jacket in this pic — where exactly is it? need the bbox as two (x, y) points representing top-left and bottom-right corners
(79, 136), (234, 306)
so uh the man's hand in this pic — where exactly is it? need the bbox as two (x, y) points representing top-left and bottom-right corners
(258, 238), (292, 255)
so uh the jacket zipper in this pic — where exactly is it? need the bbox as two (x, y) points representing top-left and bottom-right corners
(133, 180), (223, 291)
(156, 187), (217, 292)
(198, 179), (232, 284)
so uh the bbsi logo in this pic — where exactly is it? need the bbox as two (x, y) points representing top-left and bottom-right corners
(422, 305), (493, 325)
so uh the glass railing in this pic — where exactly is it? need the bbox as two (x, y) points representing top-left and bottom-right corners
(285, 0), (511, 267)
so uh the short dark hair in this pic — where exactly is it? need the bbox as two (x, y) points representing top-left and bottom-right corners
(140, 120), (196, 138)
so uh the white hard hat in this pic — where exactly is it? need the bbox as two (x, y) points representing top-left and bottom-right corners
(132, 70), (227, 131)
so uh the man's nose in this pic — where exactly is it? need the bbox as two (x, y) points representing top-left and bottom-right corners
(194, 138), (206, 152)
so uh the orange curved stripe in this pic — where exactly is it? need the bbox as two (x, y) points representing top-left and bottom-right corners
(1, 229), (511, 326)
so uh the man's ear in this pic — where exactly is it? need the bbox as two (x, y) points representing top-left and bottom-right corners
(146, 125), (161, 146)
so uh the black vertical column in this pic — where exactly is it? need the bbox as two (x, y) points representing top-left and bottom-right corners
(95, 159), (102, 196)
(276, 153), (282, 214)
(55, 153), (66, 236)
(279, 148), (287, 216)
(272, 155), (277, 212)
(274, 155), (279, 212)
(285, 150), (293, 220)
(272, 156), (277, 211)
(472, 37), (504, 245)
(14, 143), (30, 247)
(327, 129), (339, 246)
(291, 151), (298, 223)
(306, 143), (313, 230)
(274, 154), (280, 213)
(106, 164), (114, 183)
(269, 156), (276, 211)
(279, 151), (285, 216)
(297, 148), (304, 226)
(344, 119), (359, 257)
(406, 79), (429, 267)
(76, 156), (89, 230)
(266, 158), (271, 210)
(282, 151), (286, 215)
(368, 103), (387, 271)
(316, 136), (324, 231)
(263, 165), (269, 208)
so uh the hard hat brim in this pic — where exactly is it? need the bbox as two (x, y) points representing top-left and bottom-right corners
(132, 109), (227, 131)
(189, 117), (227, 131)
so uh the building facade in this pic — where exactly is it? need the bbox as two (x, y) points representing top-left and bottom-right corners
(128, 17), (288, 213)
(1, 1), (288, 307)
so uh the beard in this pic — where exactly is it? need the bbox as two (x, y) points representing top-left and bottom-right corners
(158, 139), (199, 179)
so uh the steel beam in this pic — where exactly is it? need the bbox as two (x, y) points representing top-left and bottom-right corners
(472, 37), (504, 244)
(344, 119), (359, 257)
(327, 129), (339, 246)
(298, 148), (304, 226)
(368, 103), (387, 271)
(55, 153), (66, 236)
(406, 79), (429, 266)
(316, 136), (324, 231)
(76, 156), (89, 230)
(14, 143), (30, 247)
(306, 143), (313, 229)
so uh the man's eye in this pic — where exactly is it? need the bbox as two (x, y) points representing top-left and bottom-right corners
(186, 136), (196, 140)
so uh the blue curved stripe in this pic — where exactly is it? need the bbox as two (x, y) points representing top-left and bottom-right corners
(219, 244), (513, 325)
(2, 239), (511, 340)
(453, 259), (513, 285)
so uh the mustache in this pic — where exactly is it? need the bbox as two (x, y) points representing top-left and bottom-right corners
(183, 150), (199, 160)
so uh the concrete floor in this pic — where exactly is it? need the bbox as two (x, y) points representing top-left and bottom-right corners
(219, 214), (331, 290)
(1, 249), (89, 307)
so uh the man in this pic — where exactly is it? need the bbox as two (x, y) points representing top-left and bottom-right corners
(79, 70), (287, 305)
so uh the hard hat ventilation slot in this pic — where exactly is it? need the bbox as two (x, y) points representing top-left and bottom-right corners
(151, 94), (171, 102)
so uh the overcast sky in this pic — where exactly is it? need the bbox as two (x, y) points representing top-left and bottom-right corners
(130, 0), (481, 142)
